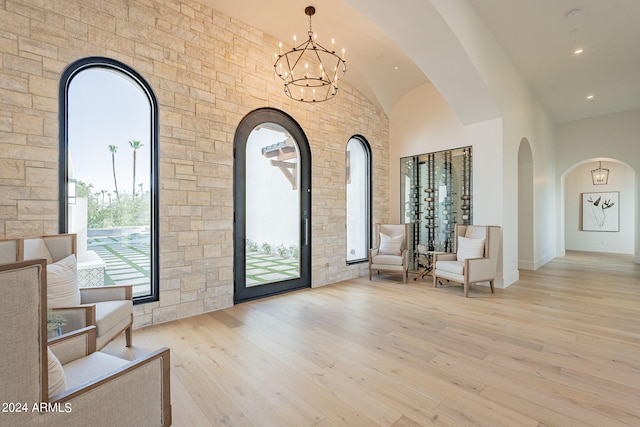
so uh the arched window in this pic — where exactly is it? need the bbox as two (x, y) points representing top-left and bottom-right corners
(59, 57), (159, 303)
(346, 135), (372, 263)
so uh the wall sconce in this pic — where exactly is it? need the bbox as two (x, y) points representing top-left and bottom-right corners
(68, 179), (77, 204)
(591, 161), (609, 185)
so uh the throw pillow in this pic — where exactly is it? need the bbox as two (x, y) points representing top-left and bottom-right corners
(47, 254), (80, 307)
(457, 236), (485, 261)
(47, 347), (67, 397)
(379, 233), (403, 256)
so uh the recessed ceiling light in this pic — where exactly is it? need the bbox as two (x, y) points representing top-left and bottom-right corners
(586, 94), (595, 101)
(574, 48), (584, 55)
(394, 66), (399, 70)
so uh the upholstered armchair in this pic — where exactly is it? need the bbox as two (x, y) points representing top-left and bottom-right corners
(19, 234), (133, 350)
(0, 259), (171, 427)
(432, 225), (502, 297)
(0, 238), (20, 264)
(369, 224), (410, 282)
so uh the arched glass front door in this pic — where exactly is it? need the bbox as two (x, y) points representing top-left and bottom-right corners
(234, 108), (311, 303)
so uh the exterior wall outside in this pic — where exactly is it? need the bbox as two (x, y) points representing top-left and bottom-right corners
(0, 0), (389, 327)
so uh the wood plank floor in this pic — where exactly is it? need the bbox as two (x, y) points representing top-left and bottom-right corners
(105, 251), (640, 426)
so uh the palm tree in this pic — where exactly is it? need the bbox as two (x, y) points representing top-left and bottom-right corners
(129, 140), (143, 198)
(108, 145), (120, 202)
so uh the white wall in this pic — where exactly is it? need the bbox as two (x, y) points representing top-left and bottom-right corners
(389, 83), (505, 283)
(556, 109), (640, 261)
(564, 161), (635, 253)
(388, 0), (559, 287)
(432, 0), (559, 278)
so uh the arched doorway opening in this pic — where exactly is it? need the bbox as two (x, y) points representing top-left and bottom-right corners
(518, 138), (534, 269)
(561, 158), (636, 256)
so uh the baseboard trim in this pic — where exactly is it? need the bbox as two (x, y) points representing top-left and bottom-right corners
(519, 253), (556, 271)
(518, 260), (535, 270)
(500, 270), (519, 288)
(535, 253), (555, 269)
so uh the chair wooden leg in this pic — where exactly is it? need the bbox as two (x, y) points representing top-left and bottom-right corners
(433, 273), (437, 288)
(464, 283), (469, 297)
(489, 280), (495, 293)
(125, 326), (132, 347)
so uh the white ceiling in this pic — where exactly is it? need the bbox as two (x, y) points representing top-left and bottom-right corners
(467, 0), (640, 123)
(200, 0), (640, 124)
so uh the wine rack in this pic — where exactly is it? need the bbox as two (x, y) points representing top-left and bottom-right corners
(400, 146), (473, 270)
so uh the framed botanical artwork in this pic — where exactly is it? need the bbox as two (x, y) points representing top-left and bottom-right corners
(581, 191), (619, 232)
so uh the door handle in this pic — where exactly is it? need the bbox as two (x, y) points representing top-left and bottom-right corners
(304, 218), (309, 246)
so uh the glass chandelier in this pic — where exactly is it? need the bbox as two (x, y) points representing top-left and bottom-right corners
(591, 161), (609, 185)
(274, 6), (347, 103)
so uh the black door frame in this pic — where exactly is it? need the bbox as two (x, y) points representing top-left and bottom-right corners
(233, 108), (312, 303)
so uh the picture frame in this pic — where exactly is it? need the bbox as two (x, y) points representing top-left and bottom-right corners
(581, 191), (619, 232)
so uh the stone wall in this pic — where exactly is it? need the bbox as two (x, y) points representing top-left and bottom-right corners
(0, 0), (389, 327)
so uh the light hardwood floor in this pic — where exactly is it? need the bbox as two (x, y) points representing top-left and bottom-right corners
(106, 251), (640, 426)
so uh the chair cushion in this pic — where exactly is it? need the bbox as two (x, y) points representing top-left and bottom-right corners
(457, 237), (485, 261)
(47, 347), (67, 397)
(436, 260), (464, 275)
(372, 254), (404, 266)
(24, 238), (54, 264)
(94, 300), (133, 336)
(47, 254), (81, 307)
(63, 351), (129, 390)
(379, 233), (402, 256)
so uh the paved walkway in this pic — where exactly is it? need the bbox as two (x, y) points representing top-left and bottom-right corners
(245, 251), (299, 287)
(87, 235), (300, 294)
(88, 234), (150, 297)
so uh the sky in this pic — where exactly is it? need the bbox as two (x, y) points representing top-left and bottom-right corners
(68, 68), (151, 196)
